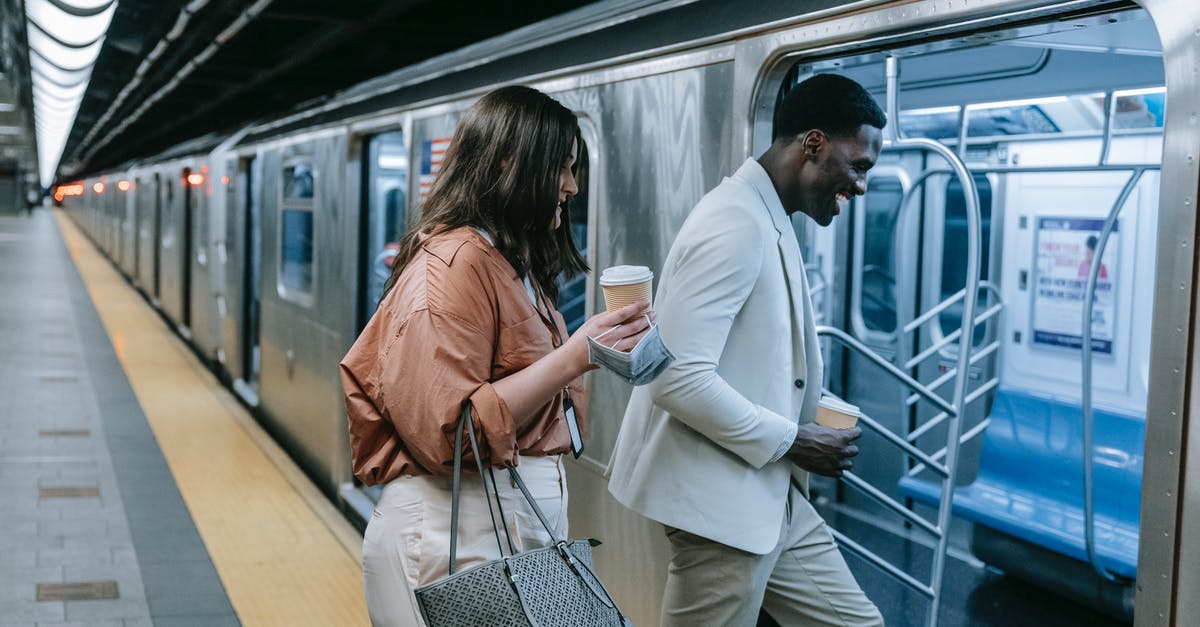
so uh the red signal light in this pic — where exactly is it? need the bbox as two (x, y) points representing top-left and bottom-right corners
(92, 182), (105, 194)
(117, 180), (131, 192)
(186, 173), (205, 186)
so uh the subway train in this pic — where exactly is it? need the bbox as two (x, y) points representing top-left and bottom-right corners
(57, 0), (1200, 625)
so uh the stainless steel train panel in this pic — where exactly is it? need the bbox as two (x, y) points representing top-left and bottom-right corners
(187, 168), (221, 359)
(157, 165), (188, 328)
(136, 173), (160, 300)
(551, 63), (736, 627)
(218, 156), (247, 386)
(119, 178), (138, 278)
(256, 136), (354, 492)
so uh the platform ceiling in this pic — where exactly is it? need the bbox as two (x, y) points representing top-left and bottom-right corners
(57, 0), (596, 179)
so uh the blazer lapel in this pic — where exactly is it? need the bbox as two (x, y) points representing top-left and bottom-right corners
(748, 177), (810, 352)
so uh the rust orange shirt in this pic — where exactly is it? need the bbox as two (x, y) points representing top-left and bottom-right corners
(340, 227), (587, 484)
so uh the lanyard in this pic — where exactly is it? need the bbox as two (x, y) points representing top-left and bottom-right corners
(531, 285), (584, 459)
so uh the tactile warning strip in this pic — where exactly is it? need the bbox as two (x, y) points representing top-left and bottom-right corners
(56, 210), (368, 625)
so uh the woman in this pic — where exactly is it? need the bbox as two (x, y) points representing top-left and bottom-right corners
(340, 85), (651, 626)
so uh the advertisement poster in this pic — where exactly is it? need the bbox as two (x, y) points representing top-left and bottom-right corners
(1032, 217), (1118, 353)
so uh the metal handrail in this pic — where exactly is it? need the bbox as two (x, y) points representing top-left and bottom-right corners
(831, 528), (935, 599)
(842, 471), (941, 537)
(885, 55), (981, 627)
(907, 375), (1001, 444)
(857, 410), (949, 478)
(905, 303), (1003, 370)
(1080, 167), (1149, 583)
(816, 326), (956, 417)
(904, 281), (1002, 336)
(907, 383), (1001, 476)
(924, 414), (994, 467)
(906, 341), (1000, 407)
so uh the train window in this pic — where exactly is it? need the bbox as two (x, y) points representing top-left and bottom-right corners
(556, 134), (589, 334)
(278, 160), (316, 302)
(363, 131), (408, 321)
(900, 103), (1057, 140)
(900, 87), (1166, 142)
(860, 177), (904, 333)
(938, 174), (993, 342)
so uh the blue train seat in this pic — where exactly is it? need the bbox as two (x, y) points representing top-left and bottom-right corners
(898, 387), (1143, 579)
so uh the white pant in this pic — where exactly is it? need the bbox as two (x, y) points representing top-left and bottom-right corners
(362, 455), (569, 627)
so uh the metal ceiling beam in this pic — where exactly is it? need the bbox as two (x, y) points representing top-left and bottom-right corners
(86, 0), (426, 164)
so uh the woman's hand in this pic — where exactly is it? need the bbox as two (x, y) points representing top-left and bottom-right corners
(565, 300), (655, 373)
(492, 300), (655, 428)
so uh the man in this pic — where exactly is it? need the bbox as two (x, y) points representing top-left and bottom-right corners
(607, 74), (886, 626)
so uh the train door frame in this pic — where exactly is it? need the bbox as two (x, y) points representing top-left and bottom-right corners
(130, 177), (140, 283)
(356, 124), (410, 332)
(153, 172), (163, 301)
(241, 155), (262, 393)
(181, 167), (194, 330)
(914, 167), (1003, 485)
(559, 113), (597, 336)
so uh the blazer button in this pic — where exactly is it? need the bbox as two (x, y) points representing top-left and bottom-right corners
(794, 378), (804, 389)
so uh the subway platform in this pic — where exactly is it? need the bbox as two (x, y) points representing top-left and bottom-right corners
(0, 209), (367, 626)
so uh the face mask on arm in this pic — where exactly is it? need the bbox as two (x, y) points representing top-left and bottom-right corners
(587, 317), (674, 386)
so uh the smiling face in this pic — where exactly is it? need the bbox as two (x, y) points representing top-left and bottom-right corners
(792, 124), (882, 226)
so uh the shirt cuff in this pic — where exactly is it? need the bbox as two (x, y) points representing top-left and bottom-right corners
(768, 420), (798, 464)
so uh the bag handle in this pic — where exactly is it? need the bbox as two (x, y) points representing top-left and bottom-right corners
(449, 402), (516, 574)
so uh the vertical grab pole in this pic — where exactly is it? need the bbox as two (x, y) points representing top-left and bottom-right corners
(884, 56), (981, 627)
(1080, 168), (1144, 582)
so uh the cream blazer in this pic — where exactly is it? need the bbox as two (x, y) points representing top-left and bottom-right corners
(607, 158), (823, 555)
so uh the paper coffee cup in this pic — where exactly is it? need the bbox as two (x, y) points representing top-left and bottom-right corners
(600, 265), (653, 314)
(815, 396), (861, 429)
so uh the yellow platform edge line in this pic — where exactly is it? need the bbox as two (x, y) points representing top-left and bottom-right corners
(55, 210), (369, 626)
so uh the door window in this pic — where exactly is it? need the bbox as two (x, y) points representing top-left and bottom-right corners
(859, 177), (904, 333)
(278, 160), (316, 304)
(363, 131), (409, 321)
(938, 174), (993, 343)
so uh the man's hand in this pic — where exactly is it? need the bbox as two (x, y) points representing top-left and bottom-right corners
(785, 424), (862, 477)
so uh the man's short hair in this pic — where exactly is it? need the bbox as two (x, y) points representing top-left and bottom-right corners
(774, 74), (887, 141)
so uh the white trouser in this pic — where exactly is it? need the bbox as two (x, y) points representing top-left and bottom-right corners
(362, 455), (568, 627)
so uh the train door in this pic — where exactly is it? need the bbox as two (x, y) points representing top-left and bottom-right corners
(838, 154), (926, 500)
(359, 130), (408, 328)
(130, 178), (140, 282)
(913, 170), (999, 484)
(181, 168), (194, 329)
(242, 157), (262, 393)
(153, 173), (163, 300)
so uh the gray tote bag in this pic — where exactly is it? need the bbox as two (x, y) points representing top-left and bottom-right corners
(414, 402), (633, 627)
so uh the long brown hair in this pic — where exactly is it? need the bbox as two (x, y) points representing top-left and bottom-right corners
(380, 85), (587, 303)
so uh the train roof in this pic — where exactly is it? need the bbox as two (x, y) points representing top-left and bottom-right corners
(235, 0), (856, 146)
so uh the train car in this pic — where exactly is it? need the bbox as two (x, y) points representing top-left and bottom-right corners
(57, 0), (1200, 625)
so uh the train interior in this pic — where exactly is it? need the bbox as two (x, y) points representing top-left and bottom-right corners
(780, 5), (1162, 625)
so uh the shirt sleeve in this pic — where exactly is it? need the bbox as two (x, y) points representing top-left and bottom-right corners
(768, 421), (798, 464)
(376, 308), (519, 474)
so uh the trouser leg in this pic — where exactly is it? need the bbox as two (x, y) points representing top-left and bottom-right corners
(659, 526), (778, 627)
(760, 487), (884, 626)
(361, 479), (426, 627)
